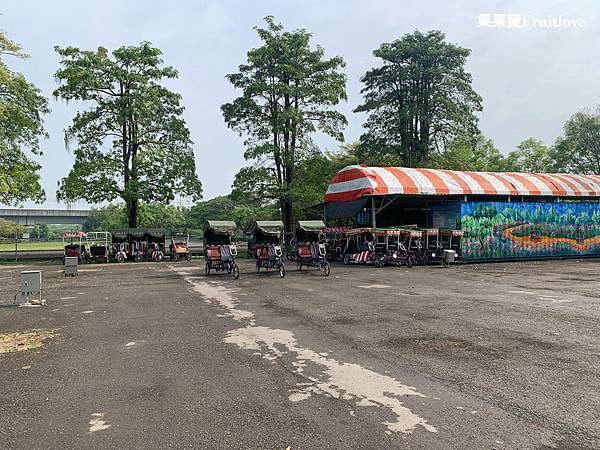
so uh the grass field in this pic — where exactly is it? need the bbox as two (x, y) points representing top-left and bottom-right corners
(0, 242), (64, 252)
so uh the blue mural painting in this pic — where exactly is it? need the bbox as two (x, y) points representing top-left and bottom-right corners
(460, 201), (600, 260)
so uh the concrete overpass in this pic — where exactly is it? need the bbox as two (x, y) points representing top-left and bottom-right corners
(0, 208), (91, 225)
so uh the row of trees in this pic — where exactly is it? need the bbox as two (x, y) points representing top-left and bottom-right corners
(2, 19), (600, 234)
(222, 18), (600, 232)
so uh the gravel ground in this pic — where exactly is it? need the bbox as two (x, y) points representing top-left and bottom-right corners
(0, 258), (598, 448)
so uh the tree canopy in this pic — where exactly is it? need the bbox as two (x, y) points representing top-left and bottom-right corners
(552, 109), (600, 174)
(54, 42), (202, 227)
(355, 30), (482, 167)
(0, 31), (49, 205)
(428, 134), (507, 172)
(0, 218), (25, 237)
(222, 16), (347, 232)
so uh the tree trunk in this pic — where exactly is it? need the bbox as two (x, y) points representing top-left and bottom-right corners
(127, 198), (138, 228)
(281, 198), (293, 237)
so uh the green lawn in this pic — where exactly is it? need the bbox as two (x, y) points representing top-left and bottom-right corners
(0, 241), (64, 252)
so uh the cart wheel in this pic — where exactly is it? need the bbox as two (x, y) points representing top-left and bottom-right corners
(420, 254), (428, 266)
(374, 256), (381, 268)
(186, 253), (192, 261)
(323, 261), (330, 277)
(406, 256), (414, 268)
(297, 259), (302, 271)
(174, 253), (179, 262)
(116, 253), (125, 263)
(256, 262), (261, 273)
(233, 264), (240, 280)
(205, 261), (211, 275)
(343, 254), (350, 265)
(279, 263), (286, 278)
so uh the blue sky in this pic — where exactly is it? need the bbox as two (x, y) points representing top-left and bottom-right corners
(2, 0), (599, 208)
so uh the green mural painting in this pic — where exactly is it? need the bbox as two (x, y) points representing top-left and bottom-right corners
(461, 201), (600, 260)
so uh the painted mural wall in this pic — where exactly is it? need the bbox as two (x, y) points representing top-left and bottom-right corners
(460, 201), (600, 260)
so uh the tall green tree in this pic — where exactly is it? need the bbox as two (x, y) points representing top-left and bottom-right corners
(429, 134), (507, 172)
(0, 218), (25, 237)
(355, 30), (482, 167)
(84, 202), (187, 231)
(222, 17), (347, 233)
(290, 147), (357, 219)
(54, 42), (202, 227)
(0, 31), (49, 205)
(504, 138), (552, 172)
(552, 108), (600, 174)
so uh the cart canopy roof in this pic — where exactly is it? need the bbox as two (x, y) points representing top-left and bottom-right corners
(63, 231), (86, 238)
(146, 228), (165, 238)
(255, 221), (284, 235)
(129, 228), (146, 238)
(111, 229), (128, 239)
(206, 220), (237, 234)
(297, 220), (325, 232)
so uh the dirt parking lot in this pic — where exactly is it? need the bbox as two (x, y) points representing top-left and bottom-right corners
(0, 258), (599, 448)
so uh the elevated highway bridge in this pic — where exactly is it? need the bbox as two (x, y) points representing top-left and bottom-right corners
(0, 208), (91, 225)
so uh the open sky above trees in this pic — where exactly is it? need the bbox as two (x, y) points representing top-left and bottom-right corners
(2, 0), (599, 209)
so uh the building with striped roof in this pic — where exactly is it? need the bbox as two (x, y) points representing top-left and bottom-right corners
(323, 166), (600, 261)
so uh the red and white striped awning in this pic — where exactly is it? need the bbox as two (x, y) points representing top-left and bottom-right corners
(324, 165), (600, 202)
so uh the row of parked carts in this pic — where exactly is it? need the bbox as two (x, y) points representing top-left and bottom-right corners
(63, 221), (462, 279)
(202, 220), (463, 281)
(323, 226), (463, 268)
(62, 229), (191, 263)
(203, 220), (330, 280)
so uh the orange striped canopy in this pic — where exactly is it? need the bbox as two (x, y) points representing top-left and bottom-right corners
(324, 165), (600, 202)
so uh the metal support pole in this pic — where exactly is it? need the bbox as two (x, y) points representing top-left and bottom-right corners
(371, 197), (377, 228)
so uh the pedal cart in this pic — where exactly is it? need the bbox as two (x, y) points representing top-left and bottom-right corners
(63, 231), (89, 264)
(111, 229), (129, 263)
(402, 228), (424, 266)
(295, 220), (330, 276)
(342, 228), (379, 266)
(203, 221), (239, 279)
(373, 228), (414, 268)
(418, 228), (442, 263)
(439, 229), (464, 261)
(146, 229), (165, 262)
(253, 221), (285, 278)
(170, 231), (192, 262)
(87, 231), (111, 263)
(129, 228), (146, 262)
(324, 227), (348, 262)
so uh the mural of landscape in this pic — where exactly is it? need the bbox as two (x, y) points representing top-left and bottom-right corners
(460, 201), (600, 260)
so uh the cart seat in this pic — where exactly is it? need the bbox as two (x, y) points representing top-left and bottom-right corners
(255, 244), (269, 260)
(206, 245), (221, 261)
(90, 245), (107, 256)
(297, 244), (312, 258)
(174, 242), (188, 253)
